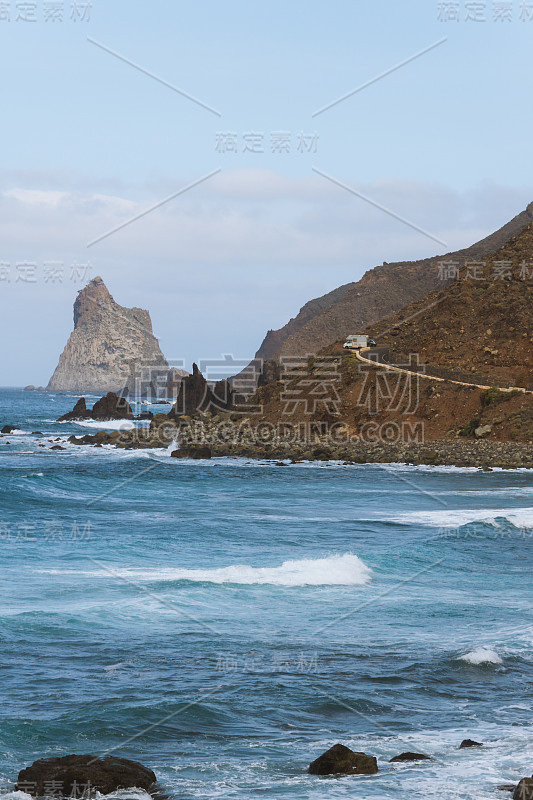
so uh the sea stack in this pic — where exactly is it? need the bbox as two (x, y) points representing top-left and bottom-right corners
(47, 277), (169, 394)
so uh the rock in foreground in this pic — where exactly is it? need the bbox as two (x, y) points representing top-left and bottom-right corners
(308, 744), (378, 776)
(514, 778), (533, 800)
(16, 754), (156, 798)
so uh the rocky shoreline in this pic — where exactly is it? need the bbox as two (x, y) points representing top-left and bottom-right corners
(63, 412), (533, 469)
(11, 746), (532, 798)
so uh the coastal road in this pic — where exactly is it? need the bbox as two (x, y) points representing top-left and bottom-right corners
(355, 347), (532, 395)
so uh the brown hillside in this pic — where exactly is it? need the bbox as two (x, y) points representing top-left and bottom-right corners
(246, 224), (533, 444)
(255, 202), (533, 361)
(249, 349), (533, 445)
(372, 223), (533, 390)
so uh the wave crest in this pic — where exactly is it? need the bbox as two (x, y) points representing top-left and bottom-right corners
(458, 647), (503, 665)
(40, 553), (373, 587)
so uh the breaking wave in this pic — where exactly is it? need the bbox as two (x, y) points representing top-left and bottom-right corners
(72, 420), (137, 430)
(458, 648), (503, 665)
(38, 553), (373, 587)
(387, 507), (533, 530)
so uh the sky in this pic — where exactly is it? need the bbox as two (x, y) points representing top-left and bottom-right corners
(1, 0), (533, 385)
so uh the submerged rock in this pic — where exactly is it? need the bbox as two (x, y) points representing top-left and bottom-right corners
(16, 754), (157, 798)
(308, 743), (378, 776)
(389, 752), (431, 762)
(459, 739), (483, 748)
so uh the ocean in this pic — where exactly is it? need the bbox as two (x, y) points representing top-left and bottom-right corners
(1, 387), (532, 799)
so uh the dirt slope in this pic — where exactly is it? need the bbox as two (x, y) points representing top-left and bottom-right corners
(255, 202), (533, 361)
(372, 223), (533, 390)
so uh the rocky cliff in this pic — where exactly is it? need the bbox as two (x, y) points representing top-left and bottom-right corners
(254, 202), (533, 361)
(47, 277), (169, 393)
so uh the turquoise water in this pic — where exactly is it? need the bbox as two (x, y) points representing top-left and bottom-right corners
(1, 388), (532, 799)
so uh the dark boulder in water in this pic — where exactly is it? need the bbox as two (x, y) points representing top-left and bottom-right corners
(389, 752), (431, 762)
(135, 410), (154, 420)
(171, 447), (212, 460)
(85, 392), (133, 420)
(514, 778), (533, 799)
(1, 425), (16, 433)
(459, 739), (483, 748)
(59, 393), (133, 422)
(16, 754), (157, 798)
(59, 397), (87, 420)
(308, 743), (378, 775)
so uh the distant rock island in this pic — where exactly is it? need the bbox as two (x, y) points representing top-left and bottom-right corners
(47, 277), (170, 394)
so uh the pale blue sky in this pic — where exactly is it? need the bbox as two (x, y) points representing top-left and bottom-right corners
(1, 0), (533, 384)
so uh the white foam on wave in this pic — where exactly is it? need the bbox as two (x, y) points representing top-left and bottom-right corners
(458, 647), (503, 665)
(73, 419), (137, 431)
(38, 553), (373, 587)
(377, 461), (533, 476)
(94, 789), (153, 800)
(164, 439), (179, 456)
(386, 507), (533, 530)
(103, 661), (128, 673)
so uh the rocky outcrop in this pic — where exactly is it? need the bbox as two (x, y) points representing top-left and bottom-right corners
(170, 363), (233, 417)
(59, 393), (133, 421)
(65, 412), (533, 468)
(16, 754), (156, 798)
(47, 277), (169, 394)
(165, 367), (187, 399)
(308, 744), (378, 776)
(459, 739), (483, 748)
